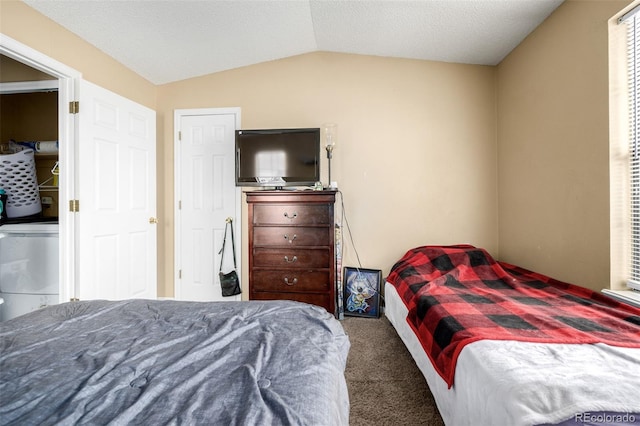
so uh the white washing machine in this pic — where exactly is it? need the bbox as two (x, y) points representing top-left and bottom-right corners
(0, 222), (59, 322)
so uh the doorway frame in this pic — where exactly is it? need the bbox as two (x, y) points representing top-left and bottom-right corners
(0, 33), (81, 302)
(173, 107), (242, 299)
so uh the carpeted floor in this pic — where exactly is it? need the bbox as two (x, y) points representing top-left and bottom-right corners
(341, 315), (445, 426)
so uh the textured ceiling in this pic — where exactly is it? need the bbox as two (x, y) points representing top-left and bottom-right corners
(23, 0), (565, 85)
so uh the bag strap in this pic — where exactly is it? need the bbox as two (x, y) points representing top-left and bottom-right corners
(218, 218), (236, 273)
(229, 218), (237, 269)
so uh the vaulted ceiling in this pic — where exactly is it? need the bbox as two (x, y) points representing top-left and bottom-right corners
(23, 0), (564, 85)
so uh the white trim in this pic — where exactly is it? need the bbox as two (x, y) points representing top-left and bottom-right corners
(0, 34), (79, 78)
(0, 33), (81, 304)
(602, 289), (640, 308)
(619, 4), (640, 24)
(0, 80), (58, 94)
(173, 107), (242, 300)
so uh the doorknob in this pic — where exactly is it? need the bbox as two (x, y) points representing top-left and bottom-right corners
(149, 217), (158, 224)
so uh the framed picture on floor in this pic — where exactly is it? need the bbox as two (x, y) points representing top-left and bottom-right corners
(343, 267), (382, 318)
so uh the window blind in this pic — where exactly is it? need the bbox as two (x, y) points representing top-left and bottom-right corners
(626, 13), (640, 291)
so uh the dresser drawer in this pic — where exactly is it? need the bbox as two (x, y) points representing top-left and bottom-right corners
(253, 248), (330, 268)
(252, 270), (331, 292)
(253, 226), (329, 246)
(250, 291), (331, 311)
(253, 204), (332, 226)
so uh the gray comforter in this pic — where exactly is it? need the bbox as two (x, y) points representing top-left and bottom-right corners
(0, 299), (350, 425)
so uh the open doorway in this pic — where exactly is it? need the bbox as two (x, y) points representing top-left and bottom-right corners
(0, 34), (79, 315)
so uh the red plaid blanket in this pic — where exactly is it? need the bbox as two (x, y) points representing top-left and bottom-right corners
(386, 245), (640, 388)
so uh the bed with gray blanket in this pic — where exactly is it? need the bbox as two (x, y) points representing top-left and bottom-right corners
(0, 299), (350, 425)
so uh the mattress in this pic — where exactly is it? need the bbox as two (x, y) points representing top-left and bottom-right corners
(0, 299), (350, 425)
(385, 282), (640, 426)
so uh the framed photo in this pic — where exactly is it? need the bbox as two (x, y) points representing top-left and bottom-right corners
(343, 267), (382, 318)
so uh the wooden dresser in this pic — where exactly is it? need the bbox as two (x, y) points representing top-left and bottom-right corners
(246, 190), (336, 314)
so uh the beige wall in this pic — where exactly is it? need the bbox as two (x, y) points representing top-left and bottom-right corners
(0, 55), (55, 82)
(8, 0), (628, 297)
(497, 0), (631, 291)
(157, 53), (498, 297)
(2, 0), (499, 298)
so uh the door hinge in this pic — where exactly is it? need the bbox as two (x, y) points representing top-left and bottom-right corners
(179, 200), (182, 210)
(69, 199), (80, 212)
(69, 101), (80, 114)
(70, 297), (80, 302)
(178, 270), (182, 279)
(178, 131), (182, 141)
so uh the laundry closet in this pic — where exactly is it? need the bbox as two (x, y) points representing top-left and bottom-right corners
(0, 54), (60, 321)
(0, 36), (159, 315)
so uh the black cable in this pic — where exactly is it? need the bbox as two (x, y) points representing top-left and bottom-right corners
(336, 189), (362, 268)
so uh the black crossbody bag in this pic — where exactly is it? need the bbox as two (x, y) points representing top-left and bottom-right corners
(219, 218), (241, 297)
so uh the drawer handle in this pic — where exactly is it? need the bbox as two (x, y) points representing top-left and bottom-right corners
(284, 255), (298, 263)
(283, 234), (297, 243)
(284, 277), (298, 286)
(284, 212), (298, 220)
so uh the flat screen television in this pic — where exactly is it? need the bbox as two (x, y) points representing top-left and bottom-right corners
(235, 128), (320, 188)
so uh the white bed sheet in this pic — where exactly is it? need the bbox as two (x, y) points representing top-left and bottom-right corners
(385, 282), (640, 426)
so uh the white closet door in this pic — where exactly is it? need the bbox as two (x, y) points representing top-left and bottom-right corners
(76, 80), (157, 300)
(175, 111), (239, 301)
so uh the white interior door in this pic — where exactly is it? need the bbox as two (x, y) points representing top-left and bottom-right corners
(77, 79), (157, 300)
(175, 109), (240, 301)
